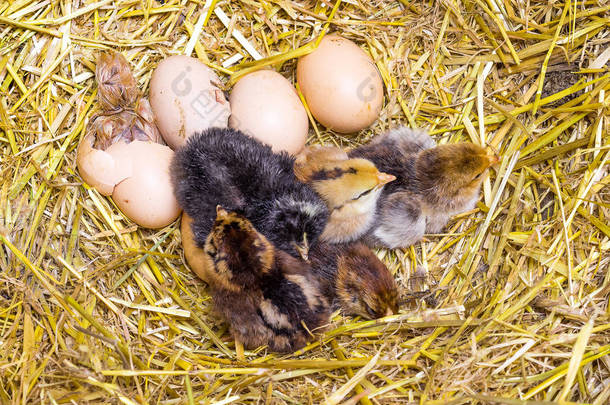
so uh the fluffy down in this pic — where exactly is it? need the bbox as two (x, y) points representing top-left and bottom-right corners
(203, 208), (330, 352)
(171, 127), (329, 259)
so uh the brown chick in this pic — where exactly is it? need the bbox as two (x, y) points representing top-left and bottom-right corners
(95, 52), (139, 112)
(295, 145), (395, 243)
(91, 51), (162, 150)
(350, 126), (499, 248)
(309, 241), (399, 319)
(90, 98), (162, 150)
(202, 206), (330, 352)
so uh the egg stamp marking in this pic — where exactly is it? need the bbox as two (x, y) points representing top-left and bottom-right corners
(170, 65), (194, 97)
(356, 70), (380, 103)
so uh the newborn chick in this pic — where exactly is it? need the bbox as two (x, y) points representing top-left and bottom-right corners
(203, 207), (329, 352)
(350, 127), (499, 248)
(95, 52), (139, 112)
(309, 241), (398, 319)
(171, 128), (329, 260)
(295, 145), (395, 243)
(91, 52), (162, 150)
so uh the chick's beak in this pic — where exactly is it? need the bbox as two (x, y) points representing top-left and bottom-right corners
(377, 172), (396, 185)
(385, 307), (395, 317)
(293, 233), (309, 261)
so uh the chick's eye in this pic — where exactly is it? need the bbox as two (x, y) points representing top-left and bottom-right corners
(353, 188), (374, 201)
(205, 241), (217, 257)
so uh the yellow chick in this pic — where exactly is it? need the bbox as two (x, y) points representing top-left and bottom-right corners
(294, 145), (395, 243)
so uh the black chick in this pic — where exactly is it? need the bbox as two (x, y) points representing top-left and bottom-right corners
(350, 126), (499, 248)
(203, 207), (330, 352)
(309, 241), (399, 319)
(171, 127), (329, 259)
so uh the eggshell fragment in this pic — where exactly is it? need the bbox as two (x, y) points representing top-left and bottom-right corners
(180, 214), (209, 282)
(229, 70), (309, 154)
(297, 35), (384, 133)
(76, 133), (131, 196)
(111, 141), (181, 228)
(77, 51), (181, 229)
(150, 55), (231, 149)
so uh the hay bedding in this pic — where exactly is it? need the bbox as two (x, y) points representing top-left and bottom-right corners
(0, 0), (609, 403)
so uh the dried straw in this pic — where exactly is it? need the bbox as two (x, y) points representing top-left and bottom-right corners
(0, 1), (608, 404)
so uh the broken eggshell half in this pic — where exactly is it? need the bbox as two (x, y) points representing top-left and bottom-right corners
(77, 133), (181, 229)
(76, 132), (131, 196)
(110, 141), (181, 229)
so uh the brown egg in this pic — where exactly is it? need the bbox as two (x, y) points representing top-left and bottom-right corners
(229, 70), (309, 154)
(297, 35), (384, 133)
(150, 55), (231, 149)
(180, 213), (208, 282)
(110, 141), (181, 229)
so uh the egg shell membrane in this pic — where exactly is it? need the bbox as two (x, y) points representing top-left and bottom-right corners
(95, 52), (139, 112)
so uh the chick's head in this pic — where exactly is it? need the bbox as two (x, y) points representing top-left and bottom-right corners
(336, 244), (399, 319)
(204, 206), (273, 290)
(263, 194), (328, 260)
(294, 145), (349, 181)
(303, 158), (395, 210)
(416, 143), (499, 208)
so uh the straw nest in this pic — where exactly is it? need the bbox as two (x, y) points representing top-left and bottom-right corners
(1, 1), (609, 404)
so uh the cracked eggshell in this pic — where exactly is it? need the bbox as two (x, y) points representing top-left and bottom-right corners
(229, 70), (308, 155)
(180, 214), (208, 282)
(297, 34), (384, 133)
(76, 133), (131, 196)
(150, 55), (231, 149)
(111, 141), (181, 229)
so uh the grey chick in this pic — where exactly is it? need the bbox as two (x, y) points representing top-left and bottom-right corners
(349, 127), (499, 248)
